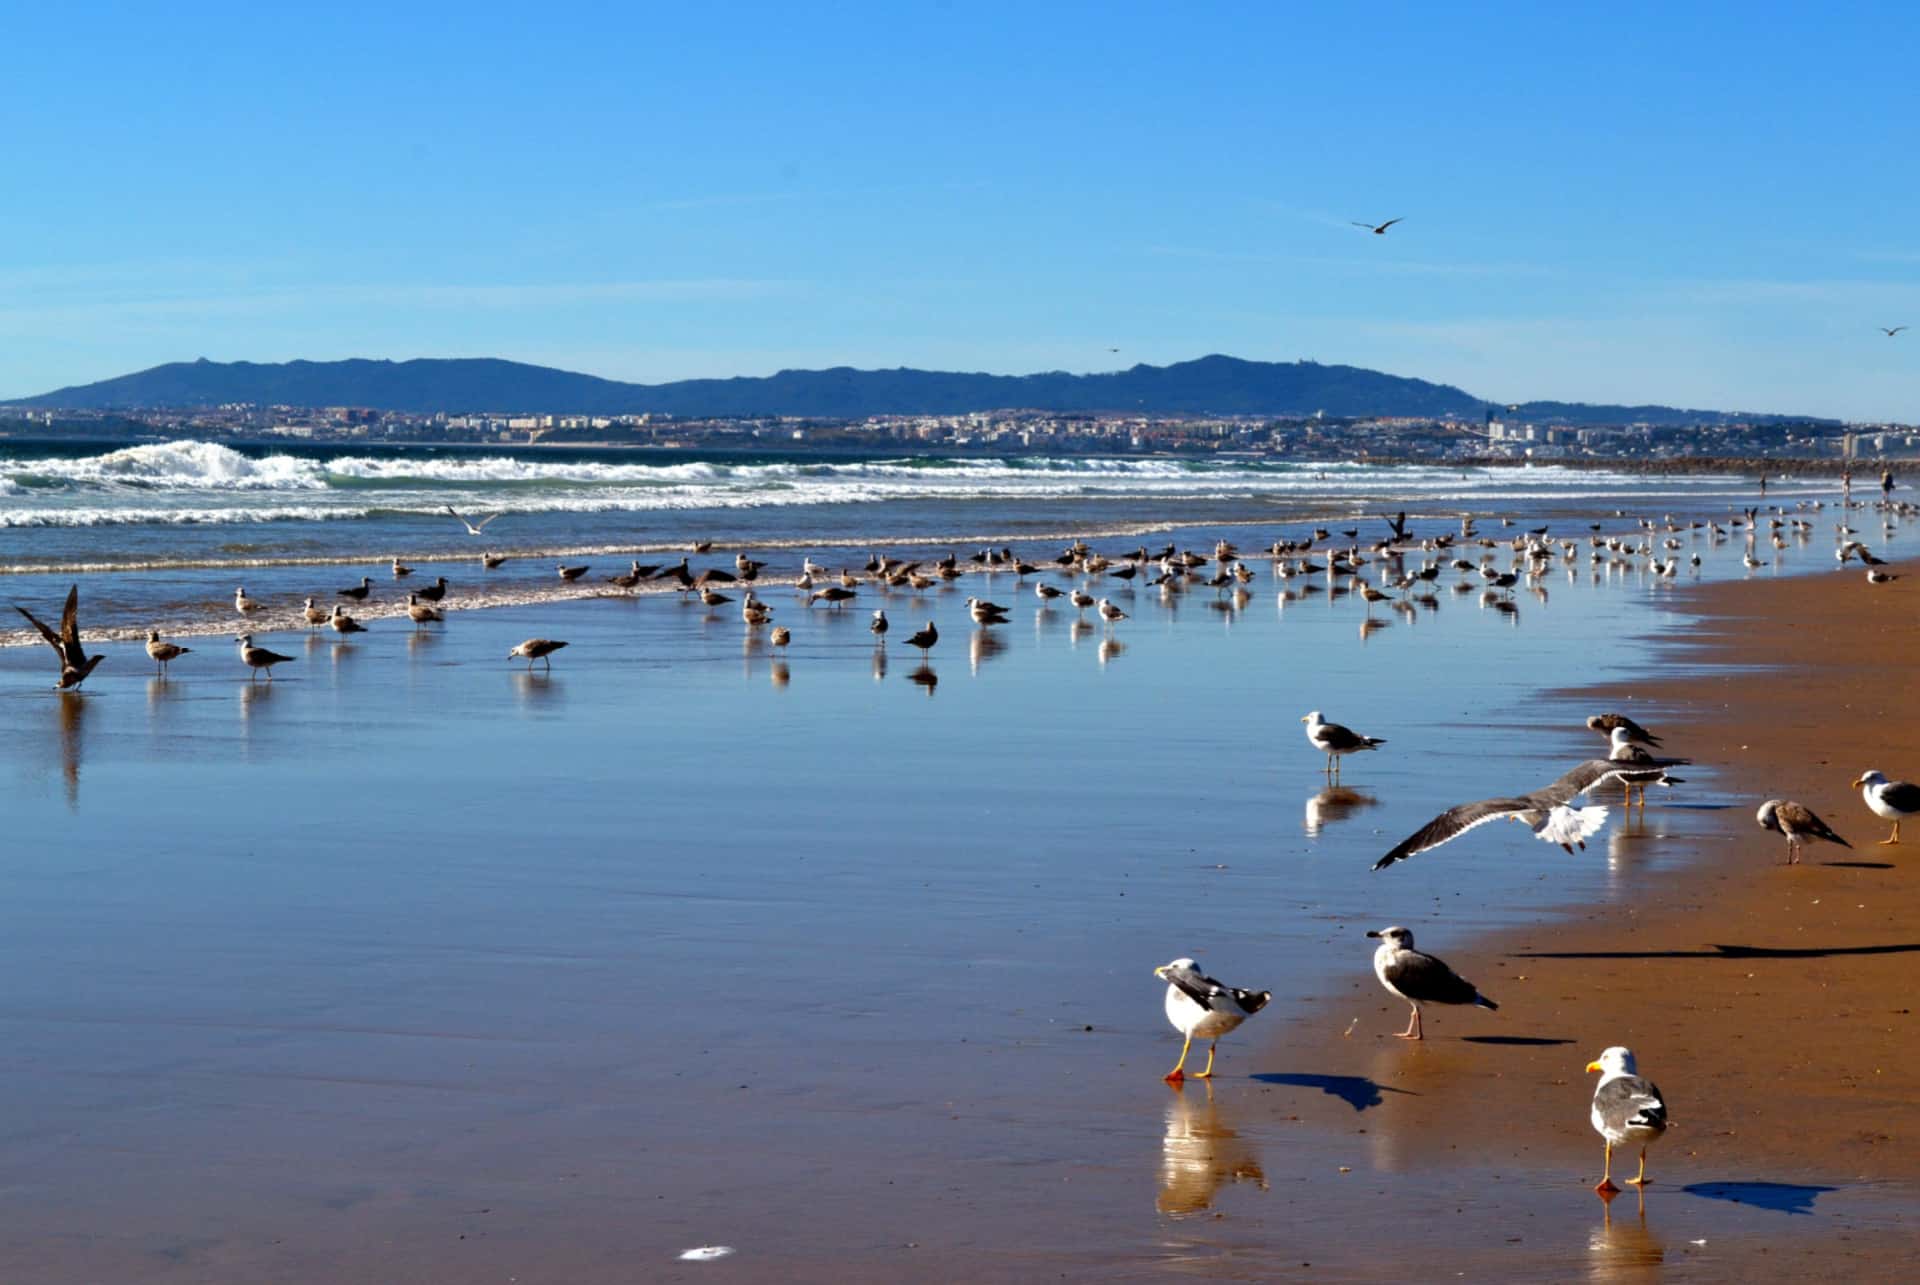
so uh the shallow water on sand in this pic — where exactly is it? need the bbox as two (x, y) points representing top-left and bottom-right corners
(0, 499), (1914, 1280)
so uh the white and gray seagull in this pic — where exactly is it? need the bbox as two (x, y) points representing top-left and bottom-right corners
(1587, 1046), (1669, 1192)
(1301, 710), (1385, 778)
(1370, 754), (1659, 870)
(1366, 926), (1498, 1040)
(1153, 958), (1271, 1081)
(1850, 769), (1919, 846)
(444, 505), (504, 536)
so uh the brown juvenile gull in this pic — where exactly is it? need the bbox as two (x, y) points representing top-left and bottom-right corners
(145, 630), (191, 675)
(1154, 958), (1271, 1081)
(1301, 710), (1385, 778)
(1586, 712), (1661, 748)
(1587, 1046), (1669, 1192)
(1366, 926), (1497, 1040)
(508, 638), (568, 670)
(905, 621), (938, 654)
(329, 605), (368, 636)
(301, 597), (329, 630)
(14, 586), (105, 690)
(236, 634), (294, 681)
(405, 594), (444, 627)
(1756, 799), (1850, 863)
(1851, 770), (1920, 845)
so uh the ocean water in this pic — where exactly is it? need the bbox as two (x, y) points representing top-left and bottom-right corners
(0, 439), (1911, 1279)
(0, 437), (1847, 642)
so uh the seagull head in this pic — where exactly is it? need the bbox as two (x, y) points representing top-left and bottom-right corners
(1365, 926), (1413, 949)
(1154, 957), (1199, 981)
(1586, 1046), (1637, 1077)
(1852, 770), (1888, 790)
(1300, 710), (1322, 725)
(235, 634), (252, 646)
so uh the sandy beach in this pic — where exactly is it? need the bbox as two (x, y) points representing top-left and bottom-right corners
(1, 511), (1915, 1282)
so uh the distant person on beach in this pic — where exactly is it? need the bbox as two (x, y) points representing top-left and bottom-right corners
(1884, 468), (1896, 497)
(1842, 465), (1852, 499)
(1758, 473), (1767, 496)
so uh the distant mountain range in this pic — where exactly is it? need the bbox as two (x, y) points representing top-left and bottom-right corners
(3, 354), (1831, 427)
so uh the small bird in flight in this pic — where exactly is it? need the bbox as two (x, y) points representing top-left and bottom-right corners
(444, 505), (504, 536)
(1352, 217), (1404, 235)
(1879, 325), (1908, 337)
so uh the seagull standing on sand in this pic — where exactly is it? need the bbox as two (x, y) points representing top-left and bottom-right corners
(405, 594), (444, 627)
(444, 506), (503, 536)
(329, 605), (368, 636)
(869, 610), (888, 642)
(1153, 958), (1270, 1082)
(234, 586), (259, 615)
(508, 638), (568, 670)
(1852, 770), (1920, 845)
(236, 634), (294, 680)
(1756, 799), (1850, 864)
(145, 630), (190, 675)
(1366, 926), (1497, 1040)
(1587, 1046), (1669, 1192)
(1096, 598), (1127, 626)
(1301, 710), (1385, 778)
(14, 586), (105, 690)
(905, 621), (938, 654)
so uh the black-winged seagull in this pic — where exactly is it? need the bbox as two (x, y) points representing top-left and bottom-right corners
(1366, 927), (1497, 1040)
(1587, 1046), (1669, 1192)
(1301, 710), (1385, 778)
(1154, 958), (1271, 1081)
(1852, 770), (1920, 845)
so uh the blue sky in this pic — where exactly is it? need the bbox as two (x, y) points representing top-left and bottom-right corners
(4, 1), (1919, 418)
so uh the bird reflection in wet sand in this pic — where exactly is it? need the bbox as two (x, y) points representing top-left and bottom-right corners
(1304, 786), (1378, 837)
(1589, 1187), (1663, 1281)
(1358, 617), (1390, 643)
(770, 660), (790, 689)
(908, 663), (938, 696)
(1157, 1083), (1267, 1217)
(1098, 638), (1125, 667)
(512, 671), (563, 707)
(1068, 618), (1094, 646)
(238, 674), (274, 729)
(871, 647), (888, 683)
(968, 627), (1005, 673)
(55, 692), (86, 808)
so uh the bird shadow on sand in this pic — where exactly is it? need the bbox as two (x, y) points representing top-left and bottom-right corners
(1821, 860), (1896, 869)
(1460, 1035), (1575, 1047)
(1251, 1073), (1414, 1112)
(1681, 1181), (1837, 1215)
(1514, 942), (1920, 961)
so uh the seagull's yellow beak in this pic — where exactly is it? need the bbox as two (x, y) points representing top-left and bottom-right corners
(1585, 1060), (1604, 1074)
(1153, 965), (1169, 979)
(1851, 775), (1868, 789)
(1299, 715), (1310, 723)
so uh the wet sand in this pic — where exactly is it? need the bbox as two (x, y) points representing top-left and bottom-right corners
(1263, 554), (1920, 1276)
(2, 516), (1917, 1281)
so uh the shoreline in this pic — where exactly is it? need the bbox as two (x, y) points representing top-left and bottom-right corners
(1259, 553), (1920, 1231)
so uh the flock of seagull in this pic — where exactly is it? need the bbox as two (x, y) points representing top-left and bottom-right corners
(10, 486), (1915, 1193)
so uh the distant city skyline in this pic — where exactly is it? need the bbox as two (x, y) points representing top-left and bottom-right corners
(4, 3), (1919, 419)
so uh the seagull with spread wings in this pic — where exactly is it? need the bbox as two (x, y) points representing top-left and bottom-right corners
(14, 586), (105, 691)
(1352, 217), (1404, 234)
(444, 505), (504, 536)
(1879, 325), (1908, 337)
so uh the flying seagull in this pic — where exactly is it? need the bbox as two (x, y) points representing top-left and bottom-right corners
(1352, 217), (1404, 235)
(1154, 958), (1270, 1081)
(1371, 756), (1645, 870)
(1851, 770), (1920, 845)
(1366, 926), (1497, 1040)
(1587, 1046), (1668, 1192)
(1879, 325), (1908, 337)
(14, 586), (105, 690)
(445, 505), (504, 535)
(1756, 798), (1850, 863)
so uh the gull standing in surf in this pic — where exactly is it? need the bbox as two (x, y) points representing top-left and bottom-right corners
(391, 558), (413, 578)
(1756, 799), (1850, 864)
(301, 597), (329, 629)
(236, 634), (294, 680)
(1301, 710), (1385, 779)
(905, 621), (938, 654)
(405, 594), (444, 627)
(329, 605), (368, 636)
(1097, 598), (1127, 626)
(234, 586), (259, 615)
(145, 630), (191, 675)
(1587, 1046), (1669, 1192)
(1153, 958), (1271, 1082)
(337, 577), (373, 604)
(869, 609), (888, 642)
(508, 638), (568, 670)
(1602, 726), (1690, 810)
(557, 563), (591, 583)
(1366, 926), (1498, 1040)
(1851, 770), (1920, 845)
(416, 576), (450, 604)
(444, 506), (504, 536)
(14, 586), (105, 690)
